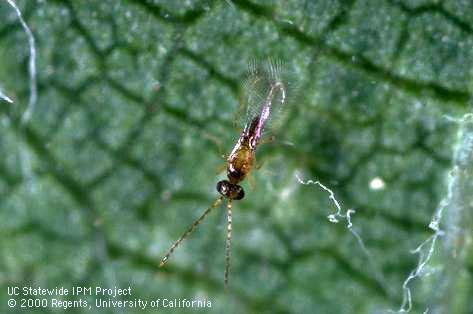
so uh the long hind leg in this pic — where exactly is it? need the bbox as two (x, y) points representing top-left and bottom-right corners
(160, 196), (224, 267)
(224, 199), (233, 289)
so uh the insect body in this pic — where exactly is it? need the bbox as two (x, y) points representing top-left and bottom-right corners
(159, 59), (287, 288)
(216, 116), (258, 200)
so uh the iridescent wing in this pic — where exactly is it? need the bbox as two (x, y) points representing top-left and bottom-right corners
(233, 59), (287, 135)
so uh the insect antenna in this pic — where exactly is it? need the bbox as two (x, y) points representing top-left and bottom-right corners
(160, 196), (224, 267)
(224, 199), (233, 290)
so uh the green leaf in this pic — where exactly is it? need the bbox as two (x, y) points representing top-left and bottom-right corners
(1, 0), (472, 313)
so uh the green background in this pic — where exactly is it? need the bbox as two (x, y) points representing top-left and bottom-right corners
(1, 0), (472, 313)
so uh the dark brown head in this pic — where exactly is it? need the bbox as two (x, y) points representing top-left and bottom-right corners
(216, 180), (245, 200)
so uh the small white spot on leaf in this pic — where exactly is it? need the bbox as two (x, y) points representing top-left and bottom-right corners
(369, 177), (385, 190)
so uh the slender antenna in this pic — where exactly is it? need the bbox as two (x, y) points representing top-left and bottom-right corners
(224, 199), (233, 289)
(160, 196), (224, 267)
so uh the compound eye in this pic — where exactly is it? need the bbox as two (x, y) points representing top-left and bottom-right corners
(216, 180), (230, 196)
(233, 185), (245, 200)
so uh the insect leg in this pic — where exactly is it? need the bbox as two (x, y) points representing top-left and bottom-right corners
(160, 196), (224, 267)
(259, 134), (276, 146)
